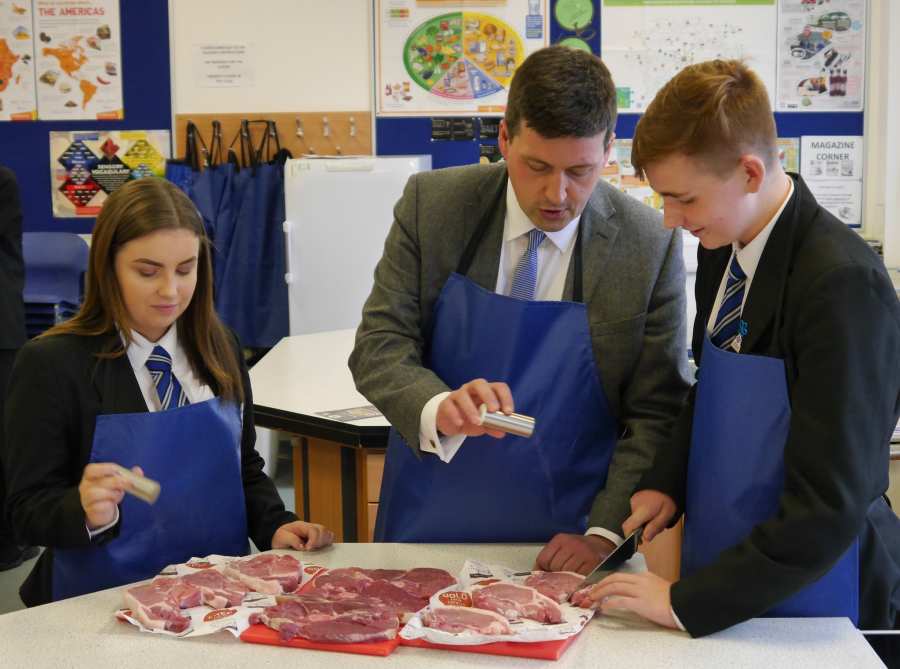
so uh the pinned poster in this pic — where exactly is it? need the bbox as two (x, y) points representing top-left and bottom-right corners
(600, 139), (662, 211)
(600, 0), (778, 113)
(49, 130), (170, 218)
(0, 1), (37, 120)
(776, 0), (865, 112)
(800, 135), (863, 227)
(376, 0), (549, 116)
(34, 0), (123, 120)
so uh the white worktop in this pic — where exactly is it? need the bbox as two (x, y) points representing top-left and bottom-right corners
(249, 329), (389, 428)
(0, 544), (884, 668)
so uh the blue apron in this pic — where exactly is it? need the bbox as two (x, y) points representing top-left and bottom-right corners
(375, 187), (619, 542)
(216, 120), (290, 348)
(683, 334), (859, 623)
(51, 397), (248, 601)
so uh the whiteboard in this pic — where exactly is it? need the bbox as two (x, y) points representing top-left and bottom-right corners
(283, 155), (431, 335)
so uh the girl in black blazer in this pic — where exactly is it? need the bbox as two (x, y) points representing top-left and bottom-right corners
(2, 178), (333, 606)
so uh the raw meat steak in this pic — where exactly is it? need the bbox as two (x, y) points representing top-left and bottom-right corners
(523, 571), (584, 603)
(359, 579), (428, 615)
(363, 569), (406, 581)
(391, 567), (457, 599)
(122, 577), (200, 633)
(224, 554), (302, 594)
(422, 606), (512, 635)
(309, 567), (374, 597)
(472, 583), (563, 624)
(181, 569), (250, 608)
(250, 598), (399, 643)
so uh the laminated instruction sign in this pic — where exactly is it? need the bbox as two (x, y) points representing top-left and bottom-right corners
(50, 130), (170, 217)
(376, 0), (549, 116)
(800, 135), (863, 227)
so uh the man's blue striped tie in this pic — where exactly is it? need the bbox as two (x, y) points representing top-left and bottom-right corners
(509, 228), (546, 301)
(146, 345), (190, 410)
(710, 254), (747, 351)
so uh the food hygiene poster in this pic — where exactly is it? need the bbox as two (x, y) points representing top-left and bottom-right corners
(0, 0), (122, 121)
(376, 0), (549, 116)
(50, 130), (169, 217)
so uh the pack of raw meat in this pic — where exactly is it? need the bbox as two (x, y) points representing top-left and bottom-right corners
(241, 565), (457, 654)
(400, 559), (594, 646)
(116, 553), (324, 638)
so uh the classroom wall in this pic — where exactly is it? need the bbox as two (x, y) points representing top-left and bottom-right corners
(170, 0), (372, 114)
(0, 1), (172, 234)
(170, 0), (897, 255)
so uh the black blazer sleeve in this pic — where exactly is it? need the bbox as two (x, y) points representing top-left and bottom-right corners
(232, 334), (297, 550)
(3, 340), (94, 549)
(0, 165), (26, 350)
(671, 261), (900, 637)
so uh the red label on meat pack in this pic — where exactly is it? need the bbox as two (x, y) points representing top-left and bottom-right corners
(204, 608), (237, 622)
(438, 591), (473, 607)
(474, 579), (501, 586)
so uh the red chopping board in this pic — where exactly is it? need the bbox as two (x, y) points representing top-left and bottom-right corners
(240, 623), (400, 657)
(239, 568), (400, 656)
(400, 629), (584, 661)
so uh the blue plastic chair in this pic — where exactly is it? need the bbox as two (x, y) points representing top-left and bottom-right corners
(22, 232), (89, 335)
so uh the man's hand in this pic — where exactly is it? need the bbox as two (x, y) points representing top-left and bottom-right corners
(573, 571), (679, 630)
(623, 490), (677, 543)
(271, 521), (335, 551)
(534, 533), (616, 574)
(436, 378), (514, 438)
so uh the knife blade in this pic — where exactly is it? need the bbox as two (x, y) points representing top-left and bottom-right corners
(569, 527), (642, 600)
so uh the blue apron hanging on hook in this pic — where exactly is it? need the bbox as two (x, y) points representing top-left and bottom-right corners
(216, 120), (290, 348)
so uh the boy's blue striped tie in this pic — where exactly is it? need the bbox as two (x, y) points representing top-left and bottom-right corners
(711, 254), (747, 351)
(509, 228), (547, 301)
(146, 345), (190, 410)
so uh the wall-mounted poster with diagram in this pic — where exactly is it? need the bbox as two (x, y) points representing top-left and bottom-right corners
(34, 0), (123, 120)
(376, 0), (549, 116)
(600, 0), (778, 113)
(50, 130), (169, 217)
(0, 0), (37, 120)
(776, 0), (865, 111)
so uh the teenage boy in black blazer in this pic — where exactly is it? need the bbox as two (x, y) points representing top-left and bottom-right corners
(574, 59), (900, 639)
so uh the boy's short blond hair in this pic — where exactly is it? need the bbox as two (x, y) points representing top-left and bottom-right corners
(631, 59), (778, 179)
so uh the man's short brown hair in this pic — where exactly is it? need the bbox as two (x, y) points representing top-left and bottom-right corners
(505, 45), (617, 145)
(631, 59), (777, 179)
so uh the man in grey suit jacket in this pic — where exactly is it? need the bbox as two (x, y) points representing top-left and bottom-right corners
(350, 46), (690, 573)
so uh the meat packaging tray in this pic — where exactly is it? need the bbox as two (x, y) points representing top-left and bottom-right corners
(240, 624), (401, 657)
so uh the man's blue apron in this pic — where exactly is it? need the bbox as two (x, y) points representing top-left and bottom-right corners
(51, 397), (248, 601)
(375, 186), (619, 542)
(682, 334), (859, 623)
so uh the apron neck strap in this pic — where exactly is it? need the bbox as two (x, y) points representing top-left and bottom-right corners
(455, 180), (585, 303)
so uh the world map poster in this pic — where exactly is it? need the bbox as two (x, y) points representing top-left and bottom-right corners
(34, 0), (122, 120)
(0, 1), (37, 120)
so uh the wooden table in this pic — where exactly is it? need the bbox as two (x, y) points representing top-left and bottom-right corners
(249, 329), (389, 542)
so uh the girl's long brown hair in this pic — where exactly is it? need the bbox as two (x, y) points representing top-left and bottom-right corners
(43, 177), (244, 402)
